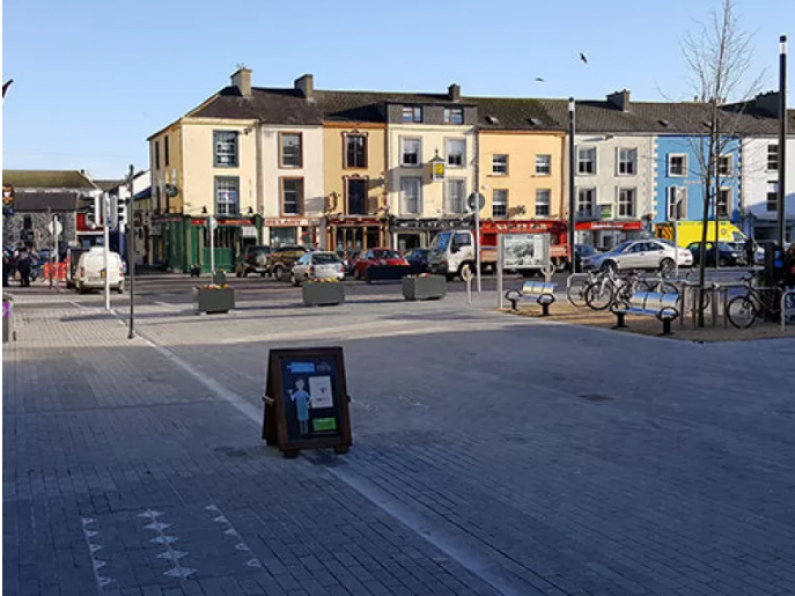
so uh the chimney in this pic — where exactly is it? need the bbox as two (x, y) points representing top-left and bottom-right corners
(754, 91), (781, 117)
(295, 74), (314, 101)
(607, 89), (631, 112)
(231, 68), (252, 97)
(448, 83), (461, 102)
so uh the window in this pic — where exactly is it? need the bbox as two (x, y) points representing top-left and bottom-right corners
(164, 135), (170, 167)
(215, 176), (239, 215)
(576, 188), (595, 218)
(492, 154), (508, 175)
(492, 190), (508, 217)
(444, 108), (464, 125)
(281, 178), (303, 215)
(401, 138), (421, 166)
(446, 179), (465, 213)
(717, 188), (731, 218)
(668, 154), (687, 177)
(402, 106), (422, 123)
(345, 135), (367, 168)
(667, 187), (687, 220)
(718, 155), (732, 177)
(154, 141), (160, 170)
(446, 139), (466, 167)
(768, 144), (779, 171)
(618, 148), (637, 175)
(346, 178), (368, 215)
(618, 188), (636, 218)
(767, 182), (778, 212)
(577, 147), (596, 174)
(280, 133), (302, 168)
(452, 233), (472, 249)
(400, 178), (422, 214)
(214, 131), (239, 167)
(535, 189), (551, 216)
(535, 155), (551, 175)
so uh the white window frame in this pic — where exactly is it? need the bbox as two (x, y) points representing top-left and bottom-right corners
(716, 188), (732, 218)
(617, 148), (637, 176)
(576, 188), (595, 219)
(577, 147), (597, 175)
(535, 154), (551, 175)
(717, 154), (733, 177)
(618, 188), (636, 218)
(400, 137), (422, 168)
(445, 139), (466, 168)
(492, 189), (508, 217)
(214, 130), (239, 168)
(667, 186), (687, 220)
(445, 179), (466, 214)
(668, 154), (687, 177)
(492, 154), (508, 175)
(767, 144), (779, 171)
(767, 182), (778, 212)
(400, 177), (422, 215)
(215, 176), (239, 215)
(535, 189), (551, 216)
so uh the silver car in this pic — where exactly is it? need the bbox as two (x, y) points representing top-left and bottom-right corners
(581, 239), (693, 274)
(291, 252), (346, 286)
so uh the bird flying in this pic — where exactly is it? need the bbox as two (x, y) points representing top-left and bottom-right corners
(2, 79), (13, 98)
(535, 77), (545, 83)
(579, 53), (588, 64)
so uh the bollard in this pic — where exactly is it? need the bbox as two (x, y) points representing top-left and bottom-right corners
(462, 267), (473, 305)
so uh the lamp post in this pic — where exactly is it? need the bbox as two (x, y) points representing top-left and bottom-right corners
(126, 165), (136, 339)
(568, 98), (577, 272)
(779, 35), (788, 248)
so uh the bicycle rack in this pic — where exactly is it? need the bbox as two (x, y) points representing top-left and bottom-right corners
(780, 289), (795, 332)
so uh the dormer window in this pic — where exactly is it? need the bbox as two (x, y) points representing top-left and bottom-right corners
(444, 108), (464, 125)
(402, 106), (422, 123)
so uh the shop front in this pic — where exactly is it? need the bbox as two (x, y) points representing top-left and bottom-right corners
(262, 217), (321, 249)
(575, 220), (644, 251)
(327, 216), (389, 252)
(391, 217), (472, 251)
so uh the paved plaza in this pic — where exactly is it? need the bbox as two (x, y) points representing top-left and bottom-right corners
(4, 280), (795, 596)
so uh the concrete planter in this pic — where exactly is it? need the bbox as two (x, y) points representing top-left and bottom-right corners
(403, 275), (446, 301)
(2, 300), (13, 343)
(302, 282), (345, 306)
(194, 287), (235, 314)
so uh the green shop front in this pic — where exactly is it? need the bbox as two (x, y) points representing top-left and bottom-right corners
(152, 214), (261, 273)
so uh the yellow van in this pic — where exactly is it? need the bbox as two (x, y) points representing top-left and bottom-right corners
(655, 221), (746, 249)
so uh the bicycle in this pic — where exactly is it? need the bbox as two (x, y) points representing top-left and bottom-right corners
(567, 271), (598, 307)
(726, 276), (782, 329)
(583, 270), (646, 311)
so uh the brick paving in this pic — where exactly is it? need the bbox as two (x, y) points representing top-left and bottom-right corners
(4, 284), (795, 595)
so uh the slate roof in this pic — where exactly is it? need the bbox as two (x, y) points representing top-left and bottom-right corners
(189, 86), (324, 125)
(465, 97), (562, 130)
(13, 191), (82, 213)
(3, 170), (99, 190)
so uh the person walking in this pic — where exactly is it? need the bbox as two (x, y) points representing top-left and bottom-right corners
(744, 236), (757, 267)
(2, 249), (10, 287)
(16, 248), (31, 288)
(784, 243), (795, 289)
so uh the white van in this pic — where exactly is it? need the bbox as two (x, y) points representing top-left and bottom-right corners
(74, 248), (124, 294)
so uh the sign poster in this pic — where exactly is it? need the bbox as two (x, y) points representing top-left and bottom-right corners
(502, 234), (550, 269)
(263, 347), (352, 457)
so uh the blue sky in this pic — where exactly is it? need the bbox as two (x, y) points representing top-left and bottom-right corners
(2, 0), (792, 178)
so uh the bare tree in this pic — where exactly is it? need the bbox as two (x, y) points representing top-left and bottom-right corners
(680, 0), (763, 327)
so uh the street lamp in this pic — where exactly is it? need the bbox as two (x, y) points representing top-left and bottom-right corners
(568, 98), (577, 272)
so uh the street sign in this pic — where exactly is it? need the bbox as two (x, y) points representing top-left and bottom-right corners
(467, 192), (486, 212)
(47, 219), (63, 237)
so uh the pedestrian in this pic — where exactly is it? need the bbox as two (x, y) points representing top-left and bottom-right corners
(2, 250), (10, 287)
(17, 248), (32, 287)
(743, 236), (757, 266)
(784, 244), (795, 289)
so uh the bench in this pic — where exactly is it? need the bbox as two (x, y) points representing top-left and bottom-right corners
(611, 291), (680, 336)
(505, 282), (557, 316)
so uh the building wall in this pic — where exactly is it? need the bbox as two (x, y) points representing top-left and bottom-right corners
(387, 124), (476, 217)
(573, 133), (656, 222)
(323, 122), (387, 215)
(654, 135), (741, 223)
(150, 125), (185, 214)
(741, 137), (795, 233)
(3, 211), (77, 250)
(479, 131), (566, 219)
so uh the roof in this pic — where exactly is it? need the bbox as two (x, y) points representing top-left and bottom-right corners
(3, 170), (99, 191)
(94, 179), (124, 192)
(13, 191), (81, 213)
(189, 86), (324, 125)
(465, 96), (562, 130)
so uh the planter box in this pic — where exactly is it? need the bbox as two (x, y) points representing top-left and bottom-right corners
(403, 276), (446, 301)
(194, 288), (235, 314)
(302, 282), (345, 306)
(2, 300), (12, 343)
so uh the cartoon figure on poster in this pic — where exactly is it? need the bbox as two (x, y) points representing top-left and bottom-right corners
(288, 379), (312, 435)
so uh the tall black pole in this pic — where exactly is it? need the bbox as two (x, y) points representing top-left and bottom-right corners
(568, 98), (576, 272)
(126, 164), (136, 339)
(779, 35), (788, 247)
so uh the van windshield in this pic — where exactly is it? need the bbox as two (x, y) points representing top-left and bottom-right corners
(433, 232), (452, 252)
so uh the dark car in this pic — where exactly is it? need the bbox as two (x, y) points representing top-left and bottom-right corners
(266, 245), (309, 281)
(574, 244), (600, 272)
(686, 241), (745, 267)
(404, 248), (430, 274)
(235, 245), (271, 277)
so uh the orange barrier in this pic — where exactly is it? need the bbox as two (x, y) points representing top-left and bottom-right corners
(42, 262), (68, 281)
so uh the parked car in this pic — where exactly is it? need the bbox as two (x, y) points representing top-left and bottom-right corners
(352, 248), (409, 279)
(235, 245), (271, 277)
(574, 244), (600, 272)
(404, 248), (430, 273)
(266, 245), (309, 281)
(74, 247), (124, 294)
(581, 239), (692, 274)
(291, 252), (346, 286)
(686, 241), (745, 267)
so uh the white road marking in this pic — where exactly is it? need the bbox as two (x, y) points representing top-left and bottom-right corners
(139, 509), (195, 580)
(205, 503), (262, 570)
(80, 516), (114, 591)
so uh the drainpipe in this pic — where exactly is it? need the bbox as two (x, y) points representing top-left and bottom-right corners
(255, 119), (264, 244)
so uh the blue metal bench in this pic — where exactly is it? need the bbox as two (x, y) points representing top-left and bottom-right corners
(505, 281), (557, 316)
(611, 291), (680, 336)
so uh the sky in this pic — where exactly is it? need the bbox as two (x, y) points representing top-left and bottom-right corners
(1, 0), (792, 179)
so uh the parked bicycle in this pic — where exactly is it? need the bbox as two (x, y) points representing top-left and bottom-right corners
(567, 271), (598, 307)
(726, 275), (782, 329)
(583, 270), (647, 311)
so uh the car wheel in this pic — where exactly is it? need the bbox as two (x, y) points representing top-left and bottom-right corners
(260, 272), (266, 277)
(117, 284), (124, 294)
(235, 267), (242, 278)
(273, 266), (285, 281)
(718, 257), (728, 267)
(660, 258), (675, 275)
(77, 282), (85, 295)
(601, 260), (617, 274)
(354, 268), (361, 280)
(458, 262), (472, 280)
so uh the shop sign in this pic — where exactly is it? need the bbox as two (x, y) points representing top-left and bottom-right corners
(152, 214), (183, 223)
(392, 218), (470, 231)
(585, 220), (643, 231)
(483, 220), (557, 233)
(262, 217), (317, 227)
(241, 226), (258, 238)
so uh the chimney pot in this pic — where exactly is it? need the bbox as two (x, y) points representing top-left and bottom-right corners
(231, 68), (252, 97)
(448, 83), (461, 102)
(295, 74), (315, 101)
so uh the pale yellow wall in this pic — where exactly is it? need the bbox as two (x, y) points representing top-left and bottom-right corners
(479, 131), (566, 219)
(149, 125), (185, 212)
(323, 123), (387, 215)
